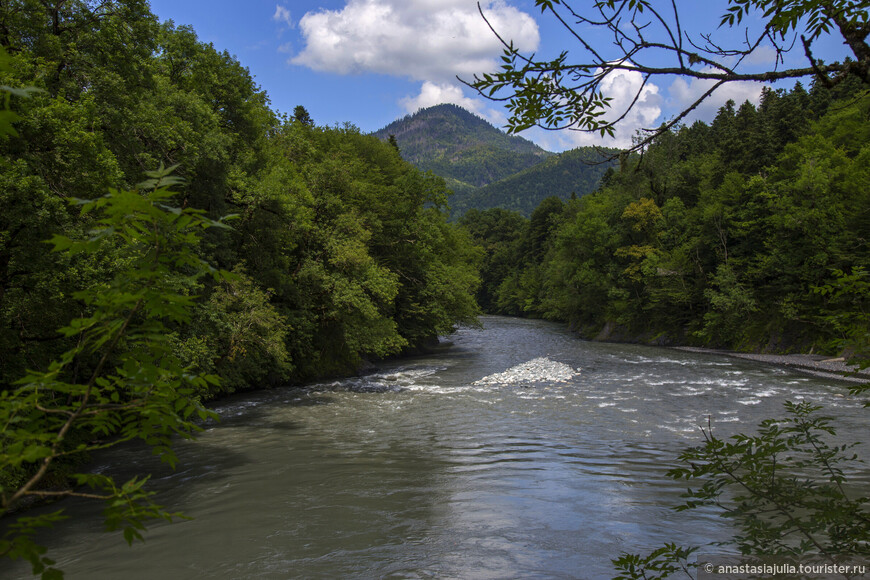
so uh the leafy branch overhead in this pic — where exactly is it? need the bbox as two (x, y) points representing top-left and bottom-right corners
(464, 0), (870, 151)
(1, 172), (227, 578)
(614, 403), (870, 579)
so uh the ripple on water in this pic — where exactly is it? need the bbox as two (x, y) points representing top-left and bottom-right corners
(11, 316), (870, 580)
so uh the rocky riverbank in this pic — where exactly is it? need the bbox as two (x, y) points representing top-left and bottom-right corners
(673, 347), (870, 384)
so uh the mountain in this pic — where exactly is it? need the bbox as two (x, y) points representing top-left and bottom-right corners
(372, 104), (552, 190)
(373, 103), (616, 218)
(450, 146), (618, 217)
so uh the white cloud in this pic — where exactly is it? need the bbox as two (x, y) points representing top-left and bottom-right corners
(528, 69), (766, 151)
(532, 69), (663, 151)
(286, 1), (775, 152)
(400, 81), (480, 112)
(273, 5), (293, 27)
(742, 45), (779, 66)
(668, 72), (765, 125)
(400, 80), (506, 124)
(292, 0), (539, 83)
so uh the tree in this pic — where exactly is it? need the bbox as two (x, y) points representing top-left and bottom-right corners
(466, 0), (870, 152)
(293, 105), (313, 127)
(460, 208), (528, 313)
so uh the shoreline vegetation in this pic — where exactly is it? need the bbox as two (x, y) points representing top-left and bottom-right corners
(0, 5), (480, 572)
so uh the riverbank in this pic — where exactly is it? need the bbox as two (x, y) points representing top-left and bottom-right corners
(672, 346), (870, 384)
(576, 319), (869, 385)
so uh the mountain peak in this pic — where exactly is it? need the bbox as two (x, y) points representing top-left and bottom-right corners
(373, 104), (552, 189)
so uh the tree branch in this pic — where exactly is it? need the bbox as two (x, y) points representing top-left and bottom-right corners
(465, 0), (870, 155)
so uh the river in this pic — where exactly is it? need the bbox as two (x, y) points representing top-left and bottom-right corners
(4, 316), (868, 579)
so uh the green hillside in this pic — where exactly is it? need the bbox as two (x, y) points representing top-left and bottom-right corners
(451, 146), (617, 217)
(373, 103), (552, 188)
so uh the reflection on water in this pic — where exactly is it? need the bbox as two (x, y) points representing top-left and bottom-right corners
(4, 316), (867, 579)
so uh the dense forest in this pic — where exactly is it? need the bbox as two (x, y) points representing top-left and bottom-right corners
(450, 145), (617, 217)
(464, 80), (870, 359)
(0, 1), (480, 394)
(375, 104), (615, 217)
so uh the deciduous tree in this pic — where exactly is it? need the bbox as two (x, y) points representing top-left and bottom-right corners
(466, 0), (870, 152)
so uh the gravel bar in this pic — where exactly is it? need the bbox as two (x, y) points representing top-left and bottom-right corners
(473, 357), (580, 385)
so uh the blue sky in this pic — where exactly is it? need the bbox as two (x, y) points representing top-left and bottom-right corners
(146, 0), (851, 151)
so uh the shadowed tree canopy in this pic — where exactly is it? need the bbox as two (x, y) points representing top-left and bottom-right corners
(293, 105), (313, 126)
(465, 0), (870, 152)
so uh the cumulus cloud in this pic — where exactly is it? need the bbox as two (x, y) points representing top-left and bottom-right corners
(668, 72), (764, 125)
(273, 5), (293, 27)
(530, 69), (767, 151)
(292, 0), (539, 82)
(533, 69), (663, 150)
(742, 45), (779, 66)
(400, 81), (507, 124)
(400, 81), (481, 112)
(290, 1), (538, 133)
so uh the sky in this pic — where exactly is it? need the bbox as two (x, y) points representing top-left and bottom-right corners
(146, 0), (851, 152)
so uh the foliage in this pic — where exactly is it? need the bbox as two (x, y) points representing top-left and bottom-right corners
(293, 105), (313, 127)
(612, 402), (870, 578)
(673, 402), (870, 556)
(0, 0), (481, 391)
(0, 7), (483, 576)
(461, 197), (567, 318)
(236, 121), (481, 379)
(813, 267), (870, 372)
(473, 81), (870, 353)
(172, 264), (291, 394)
(465, 0), (870, 153)
(459, 208), (528, 313)
(0, 169), (226, 578)
(612, 544), (698, 580)
(453, 9), (870, 574)
(372, 103), (618, 220)
(452, 146), (617, 217)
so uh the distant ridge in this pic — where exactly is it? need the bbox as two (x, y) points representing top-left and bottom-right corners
(451, 147), (618, 217)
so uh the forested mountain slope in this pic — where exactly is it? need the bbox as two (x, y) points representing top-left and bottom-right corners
(373, 103), (551, 190)
(373, 104), (614, 218)
(451, 146), (618, 217)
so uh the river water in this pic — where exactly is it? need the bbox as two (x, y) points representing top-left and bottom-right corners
(5, 316), (868, 579)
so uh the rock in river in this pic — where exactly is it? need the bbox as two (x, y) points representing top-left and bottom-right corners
(473, 356), (580, 386)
